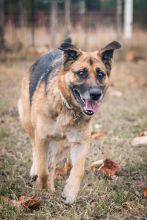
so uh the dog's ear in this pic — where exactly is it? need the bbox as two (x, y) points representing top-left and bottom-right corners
(100, 41), (121, 73)
(59, 37), (81, 67)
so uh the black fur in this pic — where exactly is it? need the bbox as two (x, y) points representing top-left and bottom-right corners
(100, 41), (121, 73)
(59, 37), (81, 66)
(59, 37), (72, 49)
(29, 49), (62, 104)
(62, 37), (72, 44)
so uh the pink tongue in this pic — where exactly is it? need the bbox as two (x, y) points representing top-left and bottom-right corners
(84, 100), (100, 113)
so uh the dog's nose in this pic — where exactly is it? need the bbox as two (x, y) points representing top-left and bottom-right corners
(89, 88), (102, 101)
(90, 92), (102, 101)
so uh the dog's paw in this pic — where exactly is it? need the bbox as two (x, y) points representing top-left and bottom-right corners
(30, 174), (38, 182)
(27, 175), (38, 187)
(61, 184), (78, 205)
(61, 192), (76, 205)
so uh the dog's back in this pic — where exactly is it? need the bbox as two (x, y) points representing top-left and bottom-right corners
(29, 49), (62, 104)
(18, 49), (62, 138)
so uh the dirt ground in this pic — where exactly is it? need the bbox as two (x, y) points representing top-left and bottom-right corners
(0, 59), (147, 220)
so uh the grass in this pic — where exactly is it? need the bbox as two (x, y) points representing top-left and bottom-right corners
(0, 60), (147, 219)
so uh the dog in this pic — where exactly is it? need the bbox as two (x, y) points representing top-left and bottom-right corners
(18, 37), (121, 204)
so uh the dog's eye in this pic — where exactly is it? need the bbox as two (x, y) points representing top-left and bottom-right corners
(77, 68), (88, 79)
(96, 68), (105, 81)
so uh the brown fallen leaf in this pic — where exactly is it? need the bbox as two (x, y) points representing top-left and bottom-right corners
(141, 131), (147, 136)
(56, 162), (72, 177)
(90, 158), (121, 177)
(100, 159), (121, 176)
(144, 188), (147, 197)
(91, 132), (107, 139)
(0, 195), (40, 210)
(125, 50), (137, 62)
(18, 196), (40, 209)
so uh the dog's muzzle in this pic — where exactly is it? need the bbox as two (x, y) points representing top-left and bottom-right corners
(71, 86), (103, 116)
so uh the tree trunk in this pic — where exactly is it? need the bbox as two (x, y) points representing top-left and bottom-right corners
(18, 0), (25, 27)
(50, 0), (57, 47)
(79, 0), (86, 28)
(124, 0), (133, 39)
(31, 0), (35, 47)
(116, 0), (122, 41)
(64, 0), (71, 36)
(79, 0), (87, 49)
(0, 0), (5, 51)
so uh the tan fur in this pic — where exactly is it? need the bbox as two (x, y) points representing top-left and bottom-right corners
(18, 42), (119, 204)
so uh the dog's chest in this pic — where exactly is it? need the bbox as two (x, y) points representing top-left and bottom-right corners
(46, 110), (90, 142)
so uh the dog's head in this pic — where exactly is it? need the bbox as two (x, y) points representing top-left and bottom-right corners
(58, 37), (121, 116)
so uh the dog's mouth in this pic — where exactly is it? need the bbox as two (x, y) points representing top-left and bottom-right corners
(72, 88), (100, 116)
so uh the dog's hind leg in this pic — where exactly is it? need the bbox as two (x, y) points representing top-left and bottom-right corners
(30, 136), (58, 191)
(47, 140), (68, 192)
(33, 130), (49, 189)
(61, 140), (90, 204)
(29, 138), (38, 182)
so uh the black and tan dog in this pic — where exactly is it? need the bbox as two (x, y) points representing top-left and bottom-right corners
(18, 37), (121, 204)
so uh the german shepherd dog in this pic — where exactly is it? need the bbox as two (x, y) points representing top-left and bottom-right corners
(18, 37), (121, 204)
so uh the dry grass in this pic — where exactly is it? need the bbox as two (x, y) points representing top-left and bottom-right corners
(5, 25), (117, 50)
(4, 25), (147, 54)
(0, 59), (147, 219)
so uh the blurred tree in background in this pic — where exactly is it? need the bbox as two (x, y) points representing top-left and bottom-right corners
(0, 0), (147, 50)
(0, 0), (5, 51)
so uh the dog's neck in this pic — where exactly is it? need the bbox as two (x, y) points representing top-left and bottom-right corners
(59, 90), (72, 110)
(59, 90), (84, 122)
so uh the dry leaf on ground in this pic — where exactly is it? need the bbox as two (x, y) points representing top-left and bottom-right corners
(100, 159), (121, 176)
(56, 162), (72, 177)
(125, 50), (137, 62)
(0, 195), (40, 210)
(140, 131), (147, 136)
(91, 132), (107, 139)
(131, 136), (147, 146)
(90, 158), (121, 177)
(18, 196), (40, 209)
(144, 188), (147, 197)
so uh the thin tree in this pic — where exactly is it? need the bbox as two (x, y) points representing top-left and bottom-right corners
(79, 0), (86, 28)
(116, 0), (122, 41)
(124, 0), (133, 39)
(0, 0), (5, 51)
(79, 0), (87, 49)
(64, 0), (71, 36)
(31, 0), (35, 47)
(50, 0), (57, 47)
(18, 0), (25, 28)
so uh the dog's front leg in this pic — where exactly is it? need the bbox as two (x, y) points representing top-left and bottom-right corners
(48, 140), (59, 192)
(62, 140), (90, 204)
